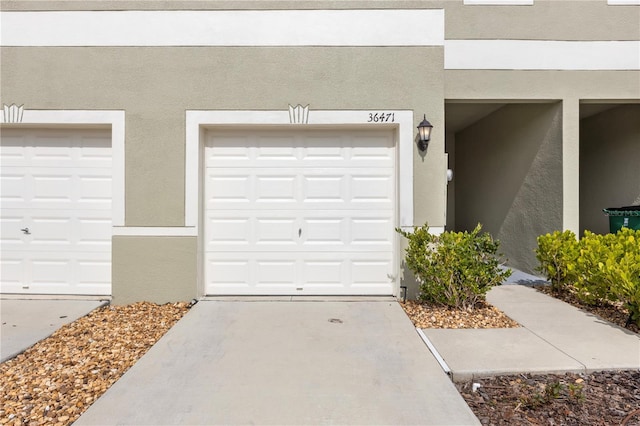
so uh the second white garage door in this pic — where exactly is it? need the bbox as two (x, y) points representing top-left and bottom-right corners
(204, 128), (396, 295)
(0, 128), (112, 295)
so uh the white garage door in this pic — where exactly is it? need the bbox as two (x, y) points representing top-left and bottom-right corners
(0, 128), (112, 295)
(204, 128), (396, 295)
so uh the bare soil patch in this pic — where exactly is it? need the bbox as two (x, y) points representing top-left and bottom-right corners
(0, 301), (190, 426)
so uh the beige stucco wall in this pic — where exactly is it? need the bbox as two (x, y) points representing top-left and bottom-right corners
(580, 104), (640, 235)
(446, 71), (640, 101)
(1, 45), (444, 302)
(1, 46), (444, 227)
(2, 1), (638, 301)
(454, 103), (563, 274)
(112, 237), (197, 305)
(445, 130), (456, 231)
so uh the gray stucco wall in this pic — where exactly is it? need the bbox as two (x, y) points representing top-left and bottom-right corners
(580, 104), (640, 235)
(454, 103), (563, 274)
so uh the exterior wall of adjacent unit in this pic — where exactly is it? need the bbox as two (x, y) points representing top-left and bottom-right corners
(580, 104), (640, 235)
(1, 0), (639, 300)
(453, 103), (563, 274)
(442, 0), (640, 274)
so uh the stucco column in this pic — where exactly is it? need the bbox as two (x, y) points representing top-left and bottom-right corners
(562, 98), (580, 234)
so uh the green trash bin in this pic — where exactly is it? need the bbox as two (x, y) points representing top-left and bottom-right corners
(602, 206), (640, 233)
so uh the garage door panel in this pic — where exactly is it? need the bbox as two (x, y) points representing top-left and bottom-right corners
(2, 167), (111, 211)
(206, 172), (252, 206)
(302, 144), (344, 162)
(255, 218), (297, 246)
(76, 258), (111, 286)
(0, 129), (112, 295)
(256, 175), (297, 202)
(301, 217), (346, 246)
(207, 258), (251, 287)
(77, 175), (112, 205)
(29, 216), (73, 246)
(302, 260), (346, 286)
(0, 258), (23, 288)
(3, 210), (111, 252)
(204, 129), (396, 295)
(301, 175), (346, 204)
(1, 129), (111, 168)
(206, 212), (302, 251)
(77, 216), (112, 249)
(351, 217), (394, 246)
(205, 216), (251, 247)
(256, 260), (297, 286)
(33, 173), (74, 203)
(206, 251), (394, 295)
(255, 136), (299, 162)
(1, 250), (110, 294)
(0, 215), (25, 249)
(0, 174), (26, 204)
(350, 173), (394, 204)
(352, 259), (394, 285)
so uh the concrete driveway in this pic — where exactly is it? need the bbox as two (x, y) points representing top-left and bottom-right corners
(76, 299), (479, 425)
(1, 298), (107, 362)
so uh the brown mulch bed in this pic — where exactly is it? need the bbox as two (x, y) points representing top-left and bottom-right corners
(457, 370), (640, 425)
(400, 299), (519, 329)
(401, 289), (639, 425)
(0, 301), (190, 426)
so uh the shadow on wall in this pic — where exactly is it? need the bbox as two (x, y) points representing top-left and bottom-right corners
(580, 104), (640, 235)
(450, 103), (563, 274)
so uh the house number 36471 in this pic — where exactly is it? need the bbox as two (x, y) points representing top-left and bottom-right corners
(367, 112), (395, 123)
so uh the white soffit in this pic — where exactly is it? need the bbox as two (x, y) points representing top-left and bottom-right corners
(608, 0), (640, 4)
(464, 0), (533, 5)
(445, 40), (640, 70)
(0, 10), (444, 47)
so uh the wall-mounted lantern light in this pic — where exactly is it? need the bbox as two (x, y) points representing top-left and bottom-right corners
(417, 114), (433, 152)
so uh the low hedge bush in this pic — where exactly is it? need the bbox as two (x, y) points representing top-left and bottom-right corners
(535, 228), (640, 327)
(397, 223), (511, 310)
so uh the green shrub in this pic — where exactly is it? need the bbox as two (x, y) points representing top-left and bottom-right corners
(396, 223), (511, 310)
(600, 229), (640, 325)
(573, 231), (617, 305)
(535, 230), (579, 292)
(535, 228), (640, 327)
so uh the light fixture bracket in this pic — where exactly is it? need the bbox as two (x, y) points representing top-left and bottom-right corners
(417, 114), (433, 152)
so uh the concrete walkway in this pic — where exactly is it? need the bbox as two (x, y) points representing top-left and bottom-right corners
(0, 299), (107, 362)
(76, 300), (480, 425)
(422, 285), (640, 382)
(5, 269), (640, 425)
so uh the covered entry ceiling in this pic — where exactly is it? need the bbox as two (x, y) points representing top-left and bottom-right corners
(203, 128), (396, 295)
(0, 128), (112, 295)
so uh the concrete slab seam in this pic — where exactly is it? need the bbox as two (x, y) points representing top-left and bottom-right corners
(519, 325), (588, 372)
(417, 328), (453, 378)
(201, 296), (398, 302)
